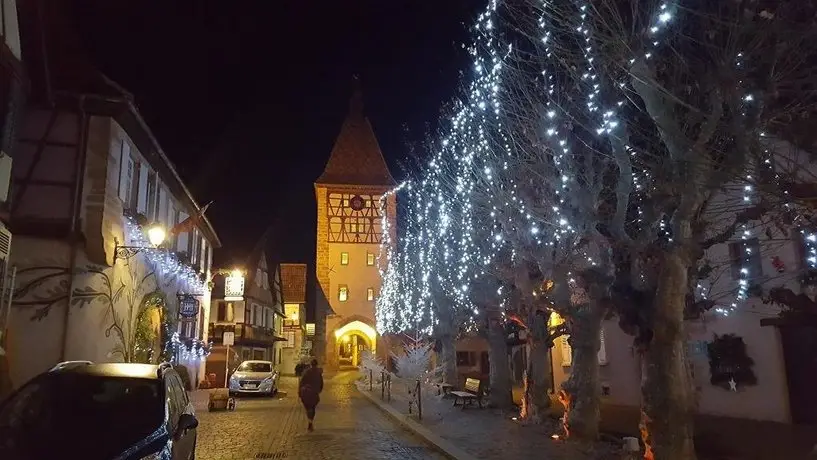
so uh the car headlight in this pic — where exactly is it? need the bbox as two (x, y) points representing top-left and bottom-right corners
(230, 374), (238, 382)
(262, 375), (273, 383)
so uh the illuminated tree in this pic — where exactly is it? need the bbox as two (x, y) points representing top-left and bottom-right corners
(387, 0), (817, 455)
(489, 0), (817, 457)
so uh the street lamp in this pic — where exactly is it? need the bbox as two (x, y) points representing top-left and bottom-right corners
(114, 223), (167, 262)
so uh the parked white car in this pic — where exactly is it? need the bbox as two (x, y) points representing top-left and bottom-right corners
(228, 360), (279, 396)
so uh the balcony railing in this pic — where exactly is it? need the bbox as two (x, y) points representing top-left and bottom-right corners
(209, 323), (285, 347)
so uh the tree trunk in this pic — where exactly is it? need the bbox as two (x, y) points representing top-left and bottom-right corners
(559, 304), (603, 441)
(487, 318), (513, 409)
(438, 334), (458, 385)
(641, 251), (696, 460)
(520, 312), (551, 423)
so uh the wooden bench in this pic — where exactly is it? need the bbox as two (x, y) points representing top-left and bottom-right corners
(450, 378), (484, 409)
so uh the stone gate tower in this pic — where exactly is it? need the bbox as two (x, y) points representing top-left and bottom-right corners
(314, 85), (396, 369)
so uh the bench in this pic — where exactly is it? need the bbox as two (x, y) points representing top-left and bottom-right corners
(450, 378), (484, 409)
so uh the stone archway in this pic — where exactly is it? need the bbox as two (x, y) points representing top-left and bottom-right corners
(332, 319), (377, 368)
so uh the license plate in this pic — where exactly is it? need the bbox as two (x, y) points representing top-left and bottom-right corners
(243, 384), (257, 389)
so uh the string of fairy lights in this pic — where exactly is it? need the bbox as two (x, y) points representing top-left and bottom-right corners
(124, 215), (211, 361)
(377, 0), (813, 335)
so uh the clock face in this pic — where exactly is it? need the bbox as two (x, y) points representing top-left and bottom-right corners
(349, 195), (365, 211)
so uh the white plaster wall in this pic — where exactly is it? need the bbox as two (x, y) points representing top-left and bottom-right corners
(6, 236), (71, 387)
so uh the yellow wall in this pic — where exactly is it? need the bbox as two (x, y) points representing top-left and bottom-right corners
(315, 185), (396, 368)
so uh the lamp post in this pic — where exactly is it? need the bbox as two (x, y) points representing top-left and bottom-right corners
(114, 223), (167, 262)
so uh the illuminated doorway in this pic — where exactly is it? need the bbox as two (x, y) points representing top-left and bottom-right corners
(334, 320), (377, 368)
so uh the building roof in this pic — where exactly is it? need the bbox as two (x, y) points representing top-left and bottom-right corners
(280, 263), (307, 304)
(315, 86), (397, 188)
(16, 0), (221, 247)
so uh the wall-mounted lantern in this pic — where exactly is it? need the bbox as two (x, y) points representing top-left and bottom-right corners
(114, 223), (167, 262)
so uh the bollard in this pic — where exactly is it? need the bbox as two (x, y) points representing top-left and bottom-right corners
(381, 371), (385, 400)
(369, 369), (373, 391)
(416, 379), (423, 420)
(623, 437), (640, 455)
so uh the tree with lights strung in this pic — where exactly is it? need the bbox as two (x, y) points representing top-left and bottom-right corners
(493, 1), (817, 457)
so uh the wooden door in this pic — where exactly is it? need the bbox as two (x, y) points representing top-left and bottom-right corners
(779, 325), (817, 424)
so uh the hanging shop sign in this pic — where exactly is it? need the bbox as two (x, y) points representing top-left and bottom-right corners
(179, 295), (200, 318)
(224, 273), (245, 301)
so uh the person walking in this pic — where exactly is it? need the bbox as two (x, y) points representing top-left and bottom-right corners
(298, 358), (324, 431)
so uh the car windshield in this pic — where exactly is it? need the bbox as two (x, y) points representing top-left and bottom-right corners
(238, 362), (271, 372)
(0, 373), (165, 460)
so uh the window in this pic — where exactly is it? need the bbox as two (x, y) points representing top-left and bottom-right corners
(729, 237), (762, 280)
(367, 287), (374, 301)
(338, 285), (348, 302)
(157, 186), (168, 227)
(456, 351), (476, 366)
(176, 213), (189, 253)
(218, 302), (234, 322)
(265, 308), (273, 329)
(340, 252), (349, 265)
(117, 140), (134, 204)
(180, 320), (195, 339)
(136, 163), (149, 214)
(190, 229), (199, 265)
(199, 238), (207, 272)
(238, 361), (271, 372)
(367, 252), (375, 266)
(284, 331), (296, 348)
(146, 171), (157, 221)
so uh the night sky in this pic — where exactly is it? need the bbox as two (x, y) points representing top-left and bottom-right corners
(70, 0), (481, 267)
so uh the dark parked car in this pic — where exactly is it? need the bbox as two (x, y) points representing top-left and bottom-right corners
(0, 361), (198, 460)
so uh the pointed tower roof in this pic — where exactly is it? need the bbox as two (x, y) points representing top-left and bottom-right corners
(316, 80), (397, 187)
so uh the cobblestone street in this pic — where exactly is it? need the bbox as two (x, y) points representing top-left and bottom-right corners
(193, 372), (445, 460)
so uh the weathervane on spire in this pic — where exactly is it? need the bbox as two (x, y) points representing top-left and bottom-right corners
(350, 74), (364, 116)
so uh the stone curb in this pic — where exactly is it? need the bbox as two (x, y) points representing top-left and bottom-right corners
(355, 384), (478, 460)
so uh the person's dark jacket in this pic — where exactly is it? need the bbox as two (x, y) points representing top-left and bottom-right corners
(298, 366), (324, 407)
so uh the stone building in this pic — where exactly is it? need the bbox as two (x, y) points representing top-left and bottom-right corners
(314, 87), (396, 369)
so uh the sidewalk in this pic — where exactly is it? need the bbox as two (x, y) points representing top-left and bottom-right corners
(356, 377), (621, 460)
(359, 377), (817, 460)
(509, 388), (816, 459)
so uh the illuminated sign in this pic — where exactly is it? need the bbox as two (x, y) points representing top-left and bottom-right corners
(178, 295), (200, 318)
(224, 273), (245, 301)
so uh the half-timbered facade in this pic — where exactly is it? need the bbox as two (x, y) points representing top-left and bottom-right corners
(5, 0), (221, 389)
(314, 86), (397, 369)
(207, 237), (285, 386)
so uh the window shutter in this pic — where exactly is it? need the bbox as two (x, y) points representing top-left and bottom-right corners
(199, 239), (207, 272)
(157, 186), (168, 227)
(598, 327), (608, 365)
(177, 212), (189, 253)
(190, 229), (199, 265)
(137, 163), (148, 214)
(560, 335), (572, 366)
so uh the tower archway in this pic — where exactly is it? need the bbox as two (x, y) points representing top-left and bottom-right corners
(333, 320), (376, 368)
